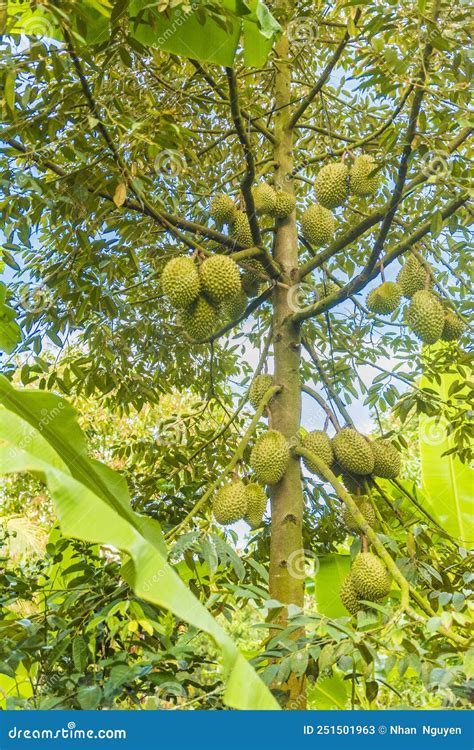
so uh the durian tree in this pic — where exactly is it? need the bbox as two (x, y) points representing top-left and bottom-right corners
(0, 0), (472, 707)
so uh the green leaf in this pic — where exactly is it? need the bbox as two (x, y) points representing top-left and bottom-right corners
(308, 674), (347, 709)
(419, 371), (473, 548)
(315, 554), (351, 618)
(0, 378), (279, 711)
(72, 637), (88, 672)
(77, 685), (102, 709)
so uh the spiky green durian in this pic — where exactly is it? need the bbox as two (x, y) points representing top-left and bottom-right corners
(301, 430), (334, 473)
(366, 282), (402, 314)
(244, 483), (267, 528)
(315, 162), (349, 209)
(340, 573), (362, 615)
(213, 480), (248, 525)
(397, 256), (430, 298)
(343, 495), (376, 532)
(441, 310), (466, 341)
(252, 183), (277, 215)
(332, 428), (375, 476)
(224, 291), (247, 321)
(316, 280), (338, 300)
(179, 295), (220, 342)
(271, 190), (296, 219)
(249, 374), (274, 409)
(241, 260), (265, 297)
(210, 194), (236, 226)
(250, 430), (289, 485)
(200, 255), (241, 303)
(407, 290), (445, 344)
(161, 256), (201, 309)
(301, 204), (335, 247)
(351, 553), (391, 601)
(350, 155), (379, 196)
(232, 212), (253, 248)
(370, 439), (401, 479)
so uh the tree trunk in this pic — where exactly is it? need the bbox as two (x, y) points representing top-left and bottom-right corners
(269, 1), (306, 708)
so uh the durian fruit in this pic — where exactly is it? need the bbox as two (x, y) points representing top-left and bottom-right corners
(315, 162), (349, 209)
(161, 256), (201, 309)
(397, 255), (430, 298)
(232, 212), (253, 248)
(351, 552), (391, 601)
(441, 310), (465, 341)
(250, 430), (289, 485)
(350, 155), (379, 197)
(332, 428), (375, 476)
(301, 204), (335, 247)
(179, 295), (220, 342)
(407, 289), (445, 344)
(343, 495), (376, 532)
(241, 260), (265, 297)
(316, 280), (338, 300)
(340, 573), (362, 615)
(271, 190), (296, 219)
(370, 439), (401, 479)
(252, 183), (276, 215)
(210, 194), (236, 226)
(249, 373), (274, 409)
(213, 480), (248, 525)
(301, 430), (334, 473)
(200, 255), (241, 303)
(366, 281), (402, 315)
(244, 483), (267, 528)
(224, 291), (247, 321)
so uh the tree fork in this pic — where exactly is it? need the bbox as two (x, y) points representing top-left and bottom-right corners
(269, 1), (305, 707)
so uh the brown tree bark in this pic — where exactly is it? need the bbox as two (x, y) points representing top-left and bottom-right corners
(269, 0), (306, 708)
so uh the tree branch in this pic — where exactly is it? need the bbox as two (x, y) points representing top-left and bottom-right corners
(288, 9), (362, 129)
(190, 60), (276, 144)
(296, 125), (471, 282)
(301, 338), (354, 427)
(294, 194), (468, 321)
(225, 68), (261, 246)
(301, 384), (341, 430)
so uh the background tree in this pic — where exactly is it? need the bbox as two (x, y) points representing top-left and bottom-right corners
(0, 0), (472, 708)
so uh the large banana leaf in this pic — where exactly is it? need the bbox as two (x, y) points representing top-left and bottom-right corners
(0, 376), (279, 710)
(314, 554), (351, 618)
(6, 0), (280, 67)
(419, 372), (473, 549)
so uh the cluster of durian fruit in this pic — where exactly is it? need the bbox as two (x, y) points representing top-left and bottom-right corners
(340, 552), (392, 616)
(212, 372), (396, 617)
(298, 397), (401, 616)
(210, 154), (379, 251)
(212, 375), (286, 529)
(366, 254), (465, 344)
(160, 253), (259, 341)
